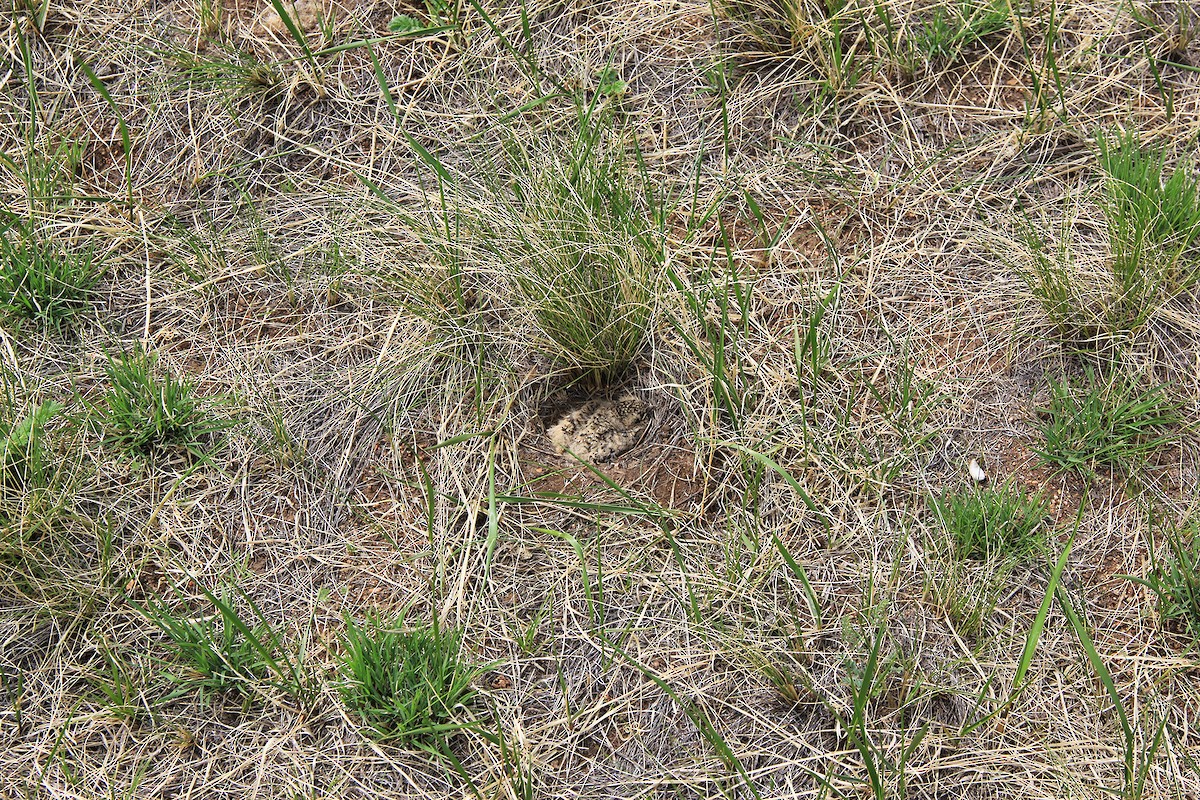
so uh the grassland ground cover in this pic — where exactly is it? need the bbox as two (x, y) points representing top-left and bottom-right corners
(2, 0), (1200, 797)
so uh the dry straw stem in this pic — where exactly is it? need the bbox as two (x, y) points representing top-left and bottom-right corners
(1, 0), (1199, 798)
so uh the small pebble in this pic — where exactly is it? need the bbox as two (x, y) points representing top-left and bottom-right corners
(968, 458), (988, 484)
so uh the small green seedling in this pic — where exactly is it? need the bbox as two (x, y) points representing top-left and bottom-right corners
(0, 400), (63, 487)
(595, 66), (627, 97)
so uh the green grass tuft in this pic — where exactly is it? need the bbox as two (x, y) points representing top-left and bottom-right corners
(0, 399), (63, 488)
(1013, 220), (1105, 340)
(384, 111), (665, 387)
(132, 582), (309, 701)
(1033, 368), (1183, 476)
(136, 596), (269, 696)
(92, 348), (236, 458)
(1127, 518), (1200, 638)
(337, 612), (481, 744)
(490, 124), (664, 385)
(1098, 130), (1200, 320)
(909, 0), (1010, 65)
(931, 483), (1049, 562)
(717, 0), (821, 52)
(165, 43), (283, 103)
(0, 224), (103, 333)
(0, 377), (96, 616)
(717, 0), (864, 93)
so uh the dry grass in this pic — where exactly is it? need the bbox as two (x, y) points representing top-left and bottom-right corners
(1, 0), (1199, 797)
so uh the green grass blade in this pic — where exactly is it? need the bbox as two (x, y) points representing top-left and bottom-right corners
(267, 0), (317, 65)
(484, 435), (499, 577)
(721, 442), (826, 525)
(366, 43), (452, 185)
(769, 531), (822, 629)
(79, 62), (133, 214)
(1057, 585), (1134, 785)
(1013, 522), (1075, 689)
(540, 527), (597, 624)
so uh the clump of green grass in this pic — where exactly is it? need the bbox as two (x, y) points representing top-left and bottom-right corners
(86, 643), (150, 725)
(0, 383), (79, 535)
(135, 592), (271, 696)
(1034, 368), (1183, 476)
(1131, 1), (1196, 59)
(0, 381), (95, 614)
(1126, 518), (1200, 638)
(1098, 131), (1200, 322)
(337, 612), (481, 744)
(0, 224), (103, 333)
(716, 0), (864, 92)
(0, 400), (63, 488)
(165, 44), (282, 102)
(924, 556), (1010, 637)
(718, 0), (1009, 83)
(480, 120), (665, 385)
(385, 113), (664, 387)
(392, 201), (484, 335)
(0, 398), (71, 581)
(1100, 131), (1200, 258)
(931, 484), (1049, 562)
(91, 348), (235, 458)
(132, 582), (309, 701)
(716, 0), (816, 52)
(908, 0), (1010, 66)
(1010, 133), (1200, 337)
(1012, 220), (1107, 341)
(389, 0), (458, 33)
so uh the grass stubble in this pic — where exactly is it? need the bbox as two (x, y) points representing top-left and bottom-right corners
(0, 0), (1198, 798)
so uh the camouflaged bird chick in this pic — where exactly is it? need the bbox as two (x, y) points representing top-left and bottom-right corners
(548, 393), (650, 462)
